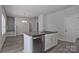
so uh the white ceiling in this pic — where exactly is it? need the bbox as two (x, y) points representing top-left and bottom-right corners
(4, 5), (73, 17)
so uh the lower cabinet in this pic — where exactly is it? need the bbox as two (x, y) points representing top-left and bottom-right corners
(45, 34), (57, 51)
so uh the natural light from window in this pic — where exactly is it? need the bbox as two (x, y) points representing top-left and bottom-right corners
(2, 14), (6, 35)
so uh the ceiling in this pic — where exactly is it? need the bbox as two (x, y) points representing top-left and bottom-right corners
(4, 5), (73, 17)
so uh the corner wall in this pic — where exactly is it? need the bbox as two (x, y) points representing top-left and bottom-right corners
(0, 6), (7, 50)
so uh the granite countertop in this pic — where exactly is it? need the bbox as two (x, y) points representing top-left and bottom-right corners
(41, 31), (58, 34)
(24, 31), (58, 37)
(24, 32), (45, 37)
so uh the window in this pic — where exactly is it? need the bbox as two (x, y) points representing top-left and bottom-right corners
(2, 14), (6, 35)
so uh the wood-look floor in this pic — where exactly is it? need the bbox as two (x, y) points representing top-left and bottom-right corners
(0, 35), (78, 53)
(0, 35), (24, 53)
(48, 40), (77, 53)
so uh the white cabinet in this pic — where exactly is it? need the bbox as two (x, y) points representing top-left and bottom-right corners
(45, 34), (57, 51)
(24, 34), (33, 53)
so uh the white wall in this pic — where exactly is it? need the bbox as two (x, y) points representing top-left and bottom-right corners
(0, 6), (7, 49)
(0, 6), (2, 50)
(38, 15), (47, 32)
(45, 6), (79, 42)
(38, 15), (44, 32)
(15, 17), (29, 35)
(15, 17), (38, 35)
(64, 15), (79, 42)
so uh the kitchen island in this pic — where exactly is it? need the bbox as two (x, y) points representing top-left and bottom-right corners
(24, 31), (57, 53)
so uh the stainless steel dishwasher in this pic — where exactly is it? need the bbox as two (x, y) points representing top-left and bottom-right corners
(32, 35), (45, 53)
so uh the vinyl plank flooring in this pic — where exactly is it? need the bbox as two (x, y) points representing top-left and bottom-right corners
(0, 35), (24, 53)
(47, 40), (77, 53)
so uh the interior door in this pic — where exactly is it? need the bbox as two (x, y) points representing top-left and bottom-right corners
(6, 17), (16, 36)
(64, 15), (79, 42)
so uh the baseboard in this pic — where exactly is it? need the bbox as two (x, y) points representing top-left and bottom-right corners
(57, 40), (75, 45)
(58, 39), (75, 43)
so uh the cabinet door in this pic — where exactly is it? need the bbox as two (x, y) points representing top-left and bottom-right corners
(45, 34), (51, 51)
(45, 34), (57, 51)
(48, 34), (57, 49)
(51, 34), (57, 46)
